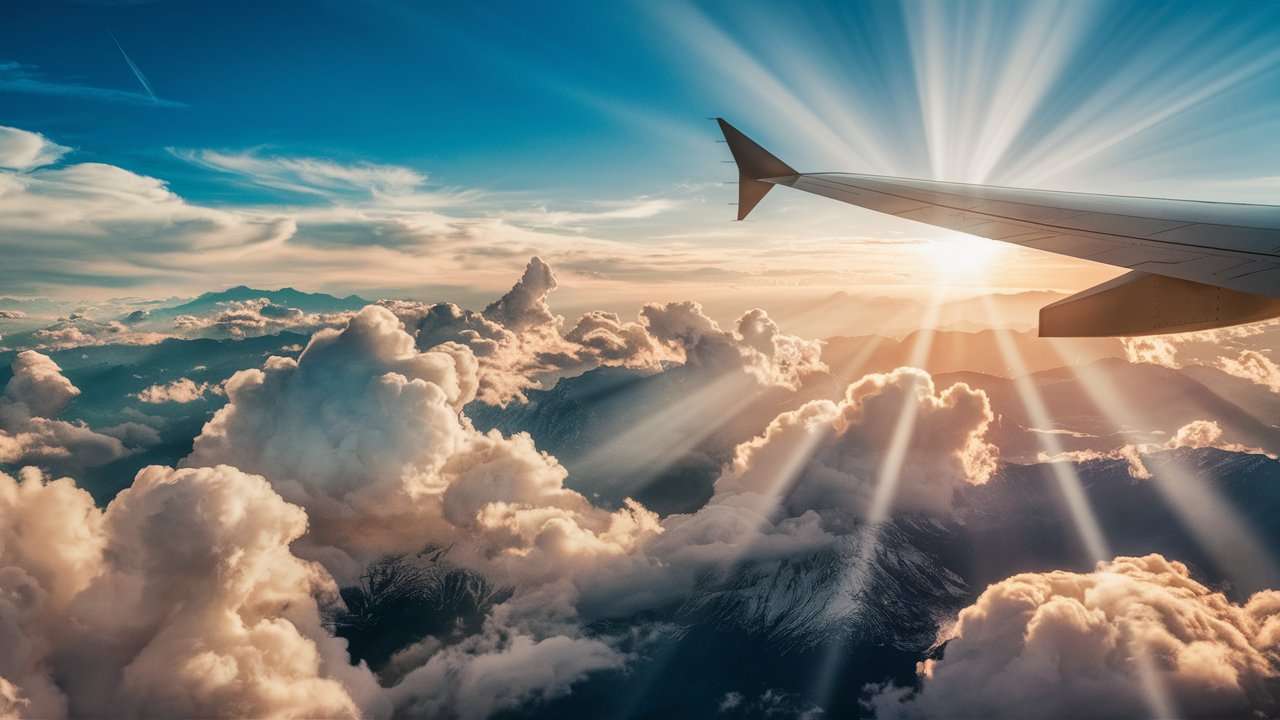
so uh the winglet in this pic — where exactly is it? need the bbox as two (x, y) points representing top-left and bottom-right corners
(716, 118), (797, 220)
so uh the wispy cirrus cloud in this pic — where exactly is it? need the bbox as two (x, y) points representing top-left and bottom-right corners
(501, 197), (680, 228)
(0, 60), (185, 108)
(0, 125), (712, 298)
(173, 148), (430, 198)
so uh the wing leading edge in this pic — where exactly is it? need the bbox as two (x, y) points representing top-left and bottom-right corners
(716, 118), (1280, 337)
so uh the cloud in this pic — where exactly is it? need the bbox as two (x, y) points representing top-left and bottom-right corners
(567, 367), (997, 623)
(0, 465), (384, 719)
(0, 126), (762, 298)
(867, 554), (1280, 719)
(1119, 322), (1280, 393)
(402, 257), (675, 405)
(0, 61), (185, 108)
(0, 351), (133, 472)
(135, 377), (220, 404)
(563, 310), (666, 365)
(714, 367), (996, 523)
(501, 197), (679, 228)
(400, 258), (825, 406)
(1038, 419), (1275, 479)
(176, 149), (429, 198)
(179, 303), (670, 713)
(182, 304), (659, 591)
(172, 297), (355, 340)
(1215, 349), (1280, 393)
(641, 301), (826, 391)
(388, 631), (627, 720)
(2, 351), (79, 419)
(0, 677), (29, 719)
(2, 327), (657, 719)
(0, 126), (69, 171)
(481, 256), (559, 331)
(18, 315), (170, 351)
(0, 158), (295, 294)
(1121, 336), (1181, 367)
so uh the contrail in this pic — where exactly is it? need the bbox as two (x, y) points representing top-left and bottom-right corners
(109, 32), (157, 102)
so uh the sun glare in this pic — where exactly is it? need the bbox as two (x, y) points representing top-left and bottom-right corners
(922, 233), (1002, 279)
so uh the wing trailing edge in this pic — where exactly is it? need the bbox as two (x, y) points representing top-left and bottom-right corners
(1040, 271), (1280, 337)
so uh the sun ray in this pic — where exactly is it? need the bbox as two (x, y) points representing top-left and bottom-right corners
(983, 298), (1178, 719)
(568, 366), (763, 501)
(1047, 338), (1280, 595)
(983, 306), (1110, 562)
(807, 284), (947, 704)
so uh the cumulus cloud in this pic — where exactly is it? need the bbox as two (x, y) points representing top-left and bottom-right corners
(173, 297), (355, 340)
(481, 256), (560, 332)
(135, 377), (220, 404)
(167, 296), (842, 714)
(867, 554), (1280, 719)
(0, 466), (103, 719)
(402, 257), (675, 405)
(17, 315), (170, 351)
(179, 303), (673, 713)
(399, 258), (577, 405)
(183, 304), (660, 592)
(1039, 419), (1275, 479)
(29, 320), (129, 350)
(402, 258), (824, 405)
(1215, 349), (1280, 393)
(0, 351), (132, 472)
(2, 350), (78, 419)
(0, 288), (1022, 718)
(1121, 336), (1181, 368)
(1120, 322), (1280, 395)
(562, 309), (665, 365)
(641, 301), (825, 391)
(4, 338), (651, 719)
(715, 367), (996, 523)
(567, 367), (998, 623)
(0, 126), (69, 171)
(0, 465), (384, 720)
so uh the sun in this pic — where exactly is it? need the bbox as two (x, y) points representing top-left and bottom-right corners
(921, 233), (1003, 280)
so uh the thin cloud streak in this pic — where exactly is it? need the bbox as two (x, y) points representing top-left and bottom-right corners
(110, 32), (157, 102)
(0, 60), (184, 108)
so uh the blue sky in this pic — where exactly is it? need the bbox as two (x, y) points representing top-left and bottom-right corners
(3, 0), (1280, 306)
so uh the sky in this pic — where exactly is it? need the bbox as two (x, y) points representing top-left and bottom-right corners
(3, 0), (1280, 316)
(8, 5), (1280, 718)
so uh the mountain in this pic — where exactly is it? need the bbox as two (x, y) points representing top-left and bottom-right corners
(146, 286), (369, 318)
(935, 358), (1280, 462)
(681, 517), (968, 651)
(935, 290), (1069, 332)
(467, 364), (832, 516)
(822, 327), (1124, 380)
(520, 448), (1280, 719)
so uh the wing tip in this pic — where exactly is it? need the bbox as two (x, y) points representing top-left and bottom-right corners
(716, 118), (797, 220)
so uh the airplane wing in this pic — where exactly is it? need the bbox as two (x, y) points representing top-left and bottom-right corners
(717, 118), (1280, 337)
